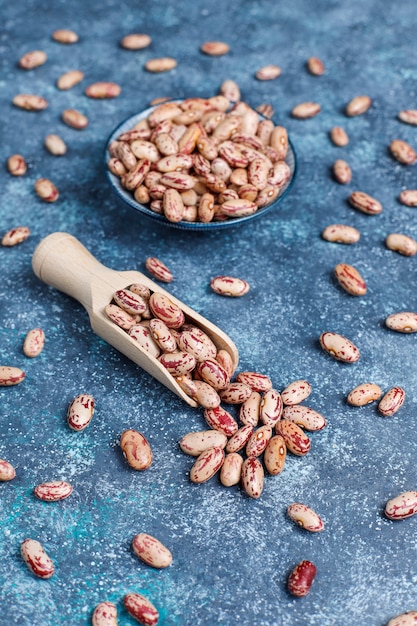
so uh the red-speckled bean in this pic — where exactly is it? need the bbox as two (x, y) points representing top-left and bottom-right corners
(378, 387), (405, 417)
(159, 351), (196, 376)
(149, 292), (185, 328)
(219, 382), (253, 404)
(387, 611), (417, 626)
(0, 366), (25, 386)
(145, 57), (177, 72)
(67, 394), (95, 431)
(145, 257), (173, 283)
(307, 57), (325, 75)
(399, 190), (417, 206)
(23, 328), (45, 358)
(7, 155), (27, 176)
(291, 102), (321, 119)
(105, 303), (136, 330)
(198, 358), (230, 390)
(120, 33), (152, 50)
(203, 406), (238, 437)
(113, 289), (147, 315)
(236, 371), (272, 392)
(319, 331), (360, 363)
(386, 233), (417, 256)
(85, 82), (121, 98)
(225, 424), (254, 453)
(124, 593), (159, 626)
(245, 425), (272, 457)
(322, 224), (359, 244)
(385, 312), (417, 333)
(13, 94), (48, 110)
(255, 64), (281, 80)
(398, 110), (417, 125)
(132, 533), (172, 568)
(389, 140), (417, 165)
(0, 459), (16, 481)
(2, 226), (30, 246)
(20, 539), (54, 579)
(128, 324), (161, 357)
(19, 50), (47, 69)
(193, 380), (221, 408)
(282, 405), (327, 431)
(288, 560), (317, 596)
(34, 481), (73, 502)
(385, 491), (417, 520)
(349, 191), (382, 215)
(264, 435), (286, 475)
(347, 383), (383, 406)
(220, 452), (244, 487)
(34, 178), (59, 202)
(334, 263), (367, 296)
(56, 70), (84, 90)
(210, 276), (250, 297)
(120, 429), (152, 470)
(281, 380), (312, 406)
(62, 108), (88, 129)
(287, 503), (324, 532)
(259, 388), (283, 427)
(332, 159), (352, 184)
(92, 602), (118, 626)
(178, 328), (217, 362)
(275, 420), (311, 456)
(52, 29), (79, 44)
(200, 41), (230, 56)
(345, 95), (371, 116)
(241, 456), (264, 499)
(239, 391), (261, 427)
(190, 446), (225, 483)
(180, 430), (227, 456)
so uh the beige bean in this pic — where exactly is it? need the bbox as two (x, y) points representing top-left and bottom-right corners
(85, 82), (121, 99)
(282, 405), (327, 431)
(19, 50), (47, 69)
(281, 380), (312, 406)
(268, 161), (291, 187)
(287, 503), (324, 532)
(124, 593), (159, 625)
(219, 382), (253, 405)
(255, 64), (281, 80)
(385, 491), (417, 520)
(256, 103), (274, 119)
(330, 126), (349, 146)
(275, 420), (311, 456)
(239, 391), (261, 427)
(52, 29), (79, 44)
(120, 33), (152, 49)
(56, 69), (84, 90)
(345, 95), (372, 116)
(347, 383), (383, 406)
(145, 57), (177, 72)
(399, 190), (417, 206)
(220, 453), (244, 487)
(210, 276), (250, 297)
(387, 611), (417, 626)
(246, 425), (272, 457)
(0, 459), (16, 481)
(34, 481), (73, 502)
(123, 158), (151, 191)
(334, 263), (367, 296)
(306, 56), (325, 75)
(389, 139), (417, 165)
(259, 388), (283, 427)
(241, 456), (264, 499)
(349, 191), (382, 215)
(161, 188), (184, 223)
(264, 435), (286, 475)
(154, 133), (179, 156)
(248, 157), (269, 190)
(291, 102), (321, 119)
(156, 154), (193, 172)
(128, 324), (161, 357)
(386, 233), (417, 256)
(34, 178), (59, 202)
(269, 126), (288, 160)
(386, 311), (417, 333)
(13, 94), (48, 110)
(159, 351), (196, 376)
(197, 192), (215, 223)
(236, 371), (272, 393)
(132, 533), (172, 568)
(190, 446), (225, 483)
(67, 394), (95, 431)
(378, 387), (405, 417)
(23, 328), (45, 358)
(115, 143), (137, 170)
(332, 159), (352, 184)
(398, 110), (417, 125)
(215, 349), (235, 378)
(120, 429), (153, 470)
(45, 134), (67, 156)
(321, 224), (360, 244)
(62, 108), (88, 129)
(2, 226), (30, 246)
(21, 539), (54, 578)
(319, 331), (360, 363)
(7, 154), (27, 176)
(0, 366), (25, 386)
(92, 602), (118, 626)
(200, 41), (230, 56)
(180, 430), (227, 456)
(178, 328), (216, 361)
(220, 79), (240, 102)
(105, 303), (136, 330)
(220, 198), (258, 217)
(175, 374), (197, 399)
(149, 292), (185, 328)
(193, 380), (221, 408)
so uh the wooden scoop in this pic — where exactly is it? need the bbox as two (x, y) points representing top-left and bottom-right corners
(32, 232), (239, 407)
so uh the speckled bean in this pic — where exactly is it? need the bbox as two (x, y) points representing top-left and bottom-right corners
(198, 358), (230, 390)
(322, 224), (360, 244)
(105, 303), (137, 330)
(345, 95), (371, 116)
(319, 331), (360, 363)
(219, 382), (253, 404)
(159, 351), (196, 376)
(263, 435), (286, 475)
(56, 69), (84, 90)
(307, 56), (325, 75)
(387, 611), (417, 626)
(269, 126), (288, 160)
(385, 491), (417, 520)
(132, 533), (172, 568)
(255, 64), (281, 80)
(239, 391), (261, 427)
(275, 419), (311, 456)
(330, 126), (349, 146)
(180, 430), (227, 456)
(236, 371), (272, 393)
(92, 602), (118, 626)
(288, 560), (317, 596)
(144, 257), (173, 283)
(291, 102), (321, 119)
(385, 311), (417, 333)
(19, 50), (47, 69)
(259, 388), (283, 427)
(200, 41), (230, 56)
(34, 481), (73, 501)
(178, 327), (217, 361)
(13, 94), (48, 110)
(378, 387), (405, 417)
(0, 459), (16, 481)
(389, 139), (417, 165)
(399, 190), (417, 206)
(149, 292), (185, 328)
(192, 380), (221, 408)
(220, 452), (244, 487)
(44, 134), (67, 156)
(34, 178), (59, 202)
(332, 159), (352, 184)
(62, 108), (88, 129)
(67, 394), (95, 431)
(52, 29), (79, 43)
(241, 456), (264, 499)
(124, 593), (159, 626)
(398, 110), (417, 125)
(282, 405), (327, 431)
(334, 263), (367, 296)
(220, 198), (258, 218)
(386, 233), (417, 256)
(145, 57), (177, 72)
(220, 79), (240, 102)
(347, 383), (383, 406)
(203, 406), (238, 437)
(120, 33), (152, 49)
(2, 226), (30, 246)
(281, 380), (312, 406)
(7, 154), (27, 176)
(190, 446), (225, 483)
(210, 276), (250, 297)
(287, 503), (324, 532)
(120, 429), (152, 470)
(20, 539), (54, 578)
(128, 324), (161, 357)
(349, 191), (382, 215)
(245, 425), (272, 457)
(0, 366), (25, 386)
(23, 328), (45, 358)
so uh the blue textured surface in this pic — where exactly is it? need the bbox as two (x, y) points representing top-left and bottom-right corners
(1, 1), (417, 625)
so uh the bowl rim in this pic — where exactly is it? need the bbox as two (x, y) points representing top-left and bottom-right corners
(104, 100), (297, 231)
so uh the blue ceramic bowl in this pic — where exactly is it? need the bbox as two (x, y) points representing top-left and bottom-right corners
(105, 101), (297, 231)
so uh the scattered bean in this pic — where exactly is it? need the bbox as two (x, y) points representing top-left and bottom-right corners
(385, 311), (417, 333)
(398, 110), (417, 125)
(124, 592), (159, 626)
(385, 491), (417, 520)
(0, 366), (25, 386)
(34, 481), (73, 501)
(387, 611), (417, 626)
(120, 33), (152, 49)
(145, 257), (173, 282)
(281, 380), (312, 405)
(287, 560), (317, 596)
(34, 178), (59, 202)
(378, 386), (405, 417)
(236, 371), (272, 393)
(389, 140), (417, 165)
(319, 331), (360, 363)
(220, 79), (240, 102)
(259, 388), (283, 426)
(347, 383), (383, 406)
(145, 57), (177, 72)
(52, 29), (79, 44)
(44, 134), (67, 156)
(210, 276), (250, 297)
(92, 602), (118, 626)
(291, 102), (321, 119)
(190, 446), (225, 483)
(306, 56), (325, 75)
(67, 394), (95, 431)
(120, 429), (153, 470)
(349, 191), (382, 215)
(0, 459), (16, 481)
(200, 41), (230, 56)
(7, 154), (27, 176)
(203, 406), (238, 437)
(18, 50), (47, 69)
(245, 425), (272, 457)
(334, 263), (367, 296)
(263, 435), (286, 475)
(56, 70), (84, 90)
(180, 430), (227, 456)
(345, 95), (371, 116)
(13, 94), (48, 110)
(322, 224), (360, 244)
(85, 82), (121, 99)
(255, 65), (281, 80)
(2, 226), (30, 246)
(241, 456), (264, 498)
(132, 533), (172, 568)
(399, 190), (417, 206)
(23, 328), (45, 357)
(62, 108), (88, 129)
(20, 539), (54, 579)
(220, 452), (244, 486)
(275, 419), (311, 456)
(386, 233), (417, 256)
(287, 503), (324, 532)
(332, 159), (352, 184)
(330, 126), (349, 146)
(282, 405), (326, 431)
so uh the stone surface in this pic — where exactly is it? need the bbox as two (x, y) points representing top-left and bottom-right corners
(1, 1), (417, 625)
